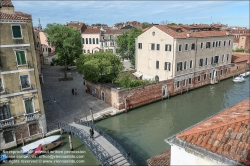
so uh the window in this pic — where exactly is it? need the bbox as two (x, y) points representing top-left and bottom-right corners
(189, 60), (193, 68)
(191, 43), (195, 50)
(218, 41), (221, 47)
(216, 41), (218, 47)
(185, 44), (188, 51)
(178, 44), (182, 51)
(86, 38), (88, 44)
(225, 68), (228, 74)
(24, 98), (34, 114)
(0, 78), (4, 93)
(0, 104), (11, 120)
(164, 62), (171, 71)
(199, 58), (203, 66)
(229, 40), (231, 45)
(29, 123), (37, 136)
(200, 42), (204, 49)
(82, 38), (85, 44)
(227, 54), (229, 61)
(89, 38), (92, 44)
(176, 81), (180, 88)
(204, 74), (207, 80)
(3, 131), (14, 143)
(198, 75), (201, 82)
(20, 75), (30, 89)
(165, 44), (171, 51)
(93, 38), (95, 44)
(96, 38), (99, 44)
(221, 70), (223, 75)
(83, 50), (86, 53)
(12, 25), (22, 38)
(105, 42), (108, 47)
(15, 50), (27, 66)
(156, 61), (159, 69)
(156, 44), (160, 50)
(222, 55), (224, 62)
(189, 78), (192, 84)
(214, 56), (219, 63)
(151, 43), (155, 50)
(210, 73), (212, 78)
(205, 58), (208, 65)
(211, 57), (214, 64)
(138, 43), (142, 49)
(206, 42), (211, 48)
(184, 61), (187, 70)
(42, 48), (44, 52)
(224, 41), (226, 46)
(212, 41), (215, 48)
(183, 80), (186, 86)
(177, 62), (182, 71)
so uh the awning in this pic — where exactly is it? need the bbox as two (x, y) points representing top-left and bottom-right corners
(132, 72), (142, 78)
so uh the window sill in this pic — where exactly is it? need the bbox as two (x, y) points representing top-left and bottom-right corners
(21, 87), (32, 91)
(13, 37), (23, 39)
(17, 64), (28, 67)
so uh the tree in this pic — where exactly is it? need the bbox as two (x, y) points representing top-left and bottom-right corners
(76, 52), (123, 83)
(160, 20), (170, 25)
(142, 22), (150, 29)
(116, 28), (142, 68)
(168, 22), (177, 26)
(44, 23), (82, 78)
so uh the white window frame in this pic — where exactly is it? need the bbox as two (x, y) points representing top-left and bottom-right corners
(19, 74), (31, 90)
(178, 44), (182, 52)
(165, 44), (171, 51)
(177, 62), (182, 71)
(190, 60), (193, 69)
(222, 55), (224, 62)
(227, 54), (229, 61)
(14, 49), (28, 66)
(204, 74), (207, 80)
(224, 40), (226, 46)
(214, 55), (219, 64)
(205, 58), (208, 65)
(199, 58), (203, 67)
(206, 41), (211, 49)
(0, 77), (5, 93)
(218, 41), (221, 47)
(184, 61), (187, 70)
(176, 81), (180, 88)
(191, 43), (195, 50)
(138, 43), (142, 49)
(198, 75), (201, 82)
(188, 78), (192, 84)
(184, 43), (188, 51)
(156, 44), (160, 51)
(183, 79), (186, 86)
(200, 42), (204, 49)
(22, 97), (35, 114)
(164, 62), (171, 71)
(11, 24), (23, 39)
(156, 60), (159, 69)
(229, 40), (231, 45)
(212, 41), (215, 48)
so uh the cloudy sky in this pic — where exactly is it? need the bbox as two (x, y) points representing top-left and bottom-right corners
(12, 1), (249, 29)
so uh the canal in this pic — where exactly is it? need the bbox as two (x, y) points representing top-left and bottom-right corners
(3, 77), (249, 165)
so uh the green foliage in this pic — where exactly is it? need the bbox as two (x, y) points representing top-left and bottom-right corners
(76, 52), (123, 83)
(115, 72), (154, 88)
(168, 22), (177, 26)
(116, 28), (142, 68)
(142, 22), (150, 29)
(44, 23), (82, 67)
(233, 48), (245, 52)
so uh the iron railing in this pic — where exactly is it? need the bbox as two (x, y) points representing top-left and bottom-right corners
(59, 122), (114, 166)
(74, 118), (137, 166)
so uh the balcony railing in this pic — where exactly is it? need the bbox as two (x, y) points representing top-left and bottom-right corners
(24, 111), (39, 122)
(0, 117), (14, 129)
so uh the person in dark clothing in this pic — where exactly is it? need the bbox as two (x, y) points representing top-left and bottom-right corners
(72, 88), (74, 95)
(89, 128), (94, 139)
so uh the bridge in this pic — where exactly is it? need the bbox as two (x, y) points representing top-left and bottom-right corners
(59, 118), (136, 166)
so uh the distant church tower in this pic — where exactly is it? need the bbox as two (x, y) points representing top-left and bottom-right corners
(38, 18), (42, 30)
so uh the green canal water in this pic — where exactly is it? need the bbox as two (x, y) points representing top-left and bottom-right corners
(3, 77), (249, 165)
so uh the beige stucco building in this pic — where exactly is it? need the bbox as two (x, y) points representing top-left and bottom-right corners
(82, 28), (101, 54)
(0, 0), (46, 150)
(135, 25), (234, 90)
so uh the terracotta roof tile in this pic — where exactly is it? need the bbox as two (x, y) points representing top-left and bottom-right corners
(104, 29), (124, 34)
(147, 149), (171, 166)
(0, 11), (31, 20)
(82, 28), (100, 34)
(1, 0), (13, 7)
(231, 52), (250, 64)
(66, 21), (87, 32)
(175, 99), (250, 164)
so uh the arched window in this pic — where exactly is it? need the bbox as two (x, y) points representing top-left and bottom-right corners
(155, 75), (159, 82)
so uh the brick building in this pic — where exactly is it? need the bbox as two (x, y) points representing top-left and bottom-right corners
(0, 0), (46, 150)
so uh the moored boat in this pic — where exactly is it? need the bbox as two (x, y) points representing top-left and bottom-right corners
(21, 135), (61, 155)
(240, 71), (250, 77)
(0, 153), (7, 164)
(233, 75), (245, 83)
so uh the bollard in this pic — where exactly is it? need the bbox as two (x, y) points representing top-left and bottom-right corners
(69, 132), (74, 151)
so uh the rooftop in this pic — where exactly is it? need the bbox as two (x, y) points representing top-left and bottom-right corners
(1, 0), (14, 7)
(147, 149), (171, 166)
(82, 28), (100, 34)
(232, 52), (250, 64)
(0, 11), (31, 20)
(167, 99), (250, 165)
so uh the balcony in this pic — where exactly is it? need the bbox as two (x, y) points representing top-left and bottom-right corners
(0, 117), (14, 129)
(24, 111), (39, 122)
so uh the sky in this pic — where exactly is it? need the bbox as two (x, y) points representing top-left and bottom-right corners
(12, 1), (250, 29)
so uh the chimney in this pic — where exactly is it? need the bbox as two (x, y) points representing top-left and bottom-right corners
(187, 33), (190, 38)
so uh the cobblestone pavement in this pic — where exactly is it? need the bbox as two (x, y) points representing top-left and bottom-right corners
(41, 65), (111, 127)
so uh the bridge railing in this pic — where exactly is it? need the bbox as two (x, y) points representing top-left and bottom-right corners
(74, 118), (137, 166)
(59, 122), (115, 166)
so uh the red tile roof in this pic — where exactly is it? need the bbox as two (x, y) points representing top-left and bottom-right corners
(66, 21), (87, 32)
(232, 52), (250, 64)
(104, 29), (124, 34)
(143, 25), (232, 39)
(82, 28), (100, 34)
(1, 0), (14, 7)
(147, 149), (171, 166)
(175, 99), (250, 165)
(0, 11), (31, 20)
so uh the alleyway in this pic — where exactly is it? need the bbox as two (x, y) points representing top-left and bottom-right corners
(41, 65), (112, 127)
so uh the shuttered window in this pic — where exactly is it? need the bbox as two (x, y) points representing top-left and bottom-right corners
(12, 25), (22, 38)
(15, 50), (27, 65)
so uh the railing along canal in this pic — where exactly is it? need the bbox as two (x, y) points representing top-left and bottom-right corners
(59, 122), (114, 166)
(74, 118), (137, 166)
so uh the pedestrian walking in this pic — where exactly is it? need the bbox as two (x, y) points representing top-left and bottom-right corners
(89, 128), (94, 139)
(72, 88), (74, 95)
(83, 80), (85, 85)
(127, 151), (130, 159)
(74, 88), (77, 95)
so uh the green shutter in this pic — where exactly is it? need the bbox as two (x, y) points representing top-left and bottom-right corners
(12, 26), (22, 38)
(25, 99), (33, 114)
(16, 51), (26, 65)
(20, 51), (26, 65)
